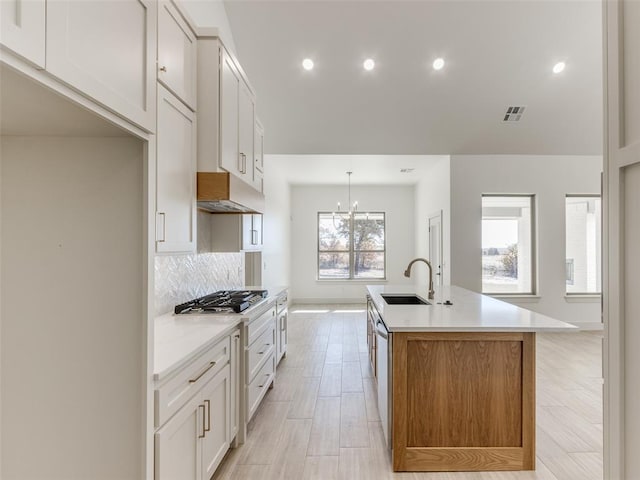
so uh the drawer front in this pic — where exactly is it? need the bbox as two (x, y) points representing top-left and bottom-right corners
(276, 292), (288, 313)
(155, 336), (230, 428)
(247, 321), (276, 381)
(247, 352), (275, 421)
(247, 305), (276, 345)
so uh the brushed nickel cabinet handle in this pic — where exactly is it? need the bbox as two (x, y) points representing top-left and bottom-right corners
(258, 343), (270, 354)
(157, 212), (166, 243)
(204, 400), (211, 432)
(198, 404), (206, 438)
(258, 374), (270, 388)
(189, 361), (216, 383)
(159, 66), (167, 73)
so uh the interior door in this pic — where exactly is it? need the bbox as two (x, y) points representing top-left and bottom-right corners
(428, 212), (443, 286)
(604, 2), (640, 478)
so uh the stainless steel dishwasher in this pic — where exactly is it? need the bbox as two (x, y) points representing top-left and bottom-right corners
(373, 307), (392, 448)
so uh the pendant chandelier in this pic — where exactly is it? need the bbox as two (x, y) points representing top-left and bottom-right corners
(334, 171), (358, 216)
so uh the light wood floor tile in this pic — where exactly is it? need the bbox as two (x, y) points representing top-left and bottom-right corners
(341, 361), (364, 392)
(340, 392), (369, 447)
(302, 456), (340, 480)
(307, 396), (341, 456)
(264, 419), (312, 480)
(287, 377), (320, 419)
(319, 362), (342, 397)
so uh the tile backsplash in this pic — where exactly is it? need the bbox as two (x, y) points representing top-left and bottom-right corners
(154, 252), (244, 316)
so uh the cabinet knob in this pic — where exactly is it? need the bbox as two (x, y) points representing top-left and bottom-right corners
(159, 66), (167, 73)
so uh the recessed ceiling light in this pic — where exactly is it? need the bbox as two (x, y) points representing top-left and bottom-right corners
(302, 58), (314, 71)
(433, 58), (445, 70)
(363, 58), (375, 71)
(552, 61), (566, 74)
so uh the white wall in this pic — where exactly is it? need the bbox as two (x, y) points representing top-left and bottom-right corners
(414, 157), (451, 287)
(450, 155), (603, 328)
(1, 136), (145, 479)
(290, 185), (415, 303)
(262, 156), (291, 292)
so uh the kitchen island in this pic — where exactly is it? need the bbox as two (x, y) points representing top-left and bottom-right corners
(366, 285), (577, 473)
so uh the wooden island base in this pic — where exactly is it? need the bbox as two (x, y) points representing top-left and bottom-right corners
(392, 332), (536, 472)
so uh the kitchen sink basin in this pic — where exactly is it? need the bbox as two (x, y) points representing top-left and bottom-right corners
(381, 294), (430, 305)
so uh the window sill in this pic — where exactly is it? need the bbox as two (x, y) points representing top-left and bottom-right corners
(316, 279), (388, 284)
(487, 294), (541, 303)
(565, 294), (601, 303)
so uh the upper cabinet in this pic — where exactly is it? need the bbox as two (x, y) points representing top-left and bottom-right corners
(219, 47), (242, 179)
(45, 0), (157, 131)
(197, 37), (264, 201)
(238, 81), (255, 185)
(253, 119), (265, 193)
(156, 85), (197, 254)
(158, 1), (196, 110)
(0, 0), (46, 68)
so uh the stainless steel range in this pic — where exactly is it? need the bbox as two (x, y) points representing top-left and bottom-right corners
(174, 290), (268, 314)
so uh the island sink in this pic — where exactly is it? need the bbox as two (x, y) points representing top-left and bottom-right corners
(381, 294), (430, 305)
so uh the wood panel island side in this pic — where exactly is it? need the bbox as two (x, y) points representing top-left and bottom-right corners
(366, 285), (577, 473)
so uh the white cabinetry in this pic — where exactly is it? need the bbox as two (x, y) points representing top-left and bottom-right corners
(197, 37), (263, 195)
(0, 0), (46, 68)
(230, 330), (241, 441)
(45, 0), (156, 131)
(208, 214), (263, 252)
(253, 119), (265, 192)
(219, 47), (242, 179)
(244, 305), (276, 421)
(238, 81), (255, 184)
(156, 85), (196, 254)
(158, 1), (196, 110)
(276, 291), (288, 364)
(154, 329), (238, 480)
(200, 365), (231, 480)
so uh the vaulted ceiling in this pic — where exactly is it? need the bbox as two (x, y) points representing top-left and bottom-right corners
(224, 0), (603, 156)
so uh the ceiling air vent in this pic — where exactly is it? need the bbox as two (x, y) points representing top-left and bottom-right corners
(503, 106), (526, 122)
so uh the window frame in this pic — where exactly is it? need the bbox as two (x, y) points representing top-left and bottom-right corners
(317, 211), (386, 281)
(481, 194), (537, 296)
(565, 194), (602, 296)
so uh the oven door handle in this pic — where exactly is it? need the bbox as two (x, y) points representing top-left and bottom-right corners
(375, 321), (388, 340)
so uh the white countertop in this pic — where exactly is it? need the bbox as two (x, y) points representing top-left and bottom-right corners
(367, 285), (578, 332)
(154, 286), (288, 382)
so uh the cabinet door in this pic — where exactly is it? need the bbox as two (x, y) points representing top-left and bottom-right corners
(155, 393), (203, 480)
(46, 0), (156, 131)
(201, 365), (231, 480)
(219, 47), (241, 178)
(158, 1), (196, 110)
(253, 120), (264, 192)
(230, 330), (241, 440)
(238, 81), (255, 185)
(0, 0), (45, 68)
(242, 214), (262, 251)
(156, 85), (196, 253)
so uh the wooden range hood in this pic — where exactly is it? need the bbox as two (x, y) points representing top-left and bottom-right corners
(197, 172), (265, 214)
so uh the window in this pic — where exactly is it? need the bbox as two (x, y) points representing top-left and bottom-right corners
(318, 212), (385, 279)
(482, 195), (535, 294)
(565, 196), (601, 294)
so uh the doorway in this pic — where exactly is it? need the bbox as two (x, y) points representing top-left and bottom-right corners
(428, 211), (443, 286)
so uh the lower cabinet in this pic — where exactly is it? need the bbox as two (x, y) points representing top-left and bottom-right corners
(244, 304), (276, 422)
(276, 291), (288, 364)
(155, 329), (238, 480)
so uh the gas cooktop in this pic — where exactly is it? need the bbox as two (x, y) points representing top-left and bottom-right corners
(174, 290), (268, 315)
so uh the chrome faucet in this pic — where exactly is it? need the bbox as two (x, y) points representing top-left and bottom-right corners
(404, 258), (435, 300)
